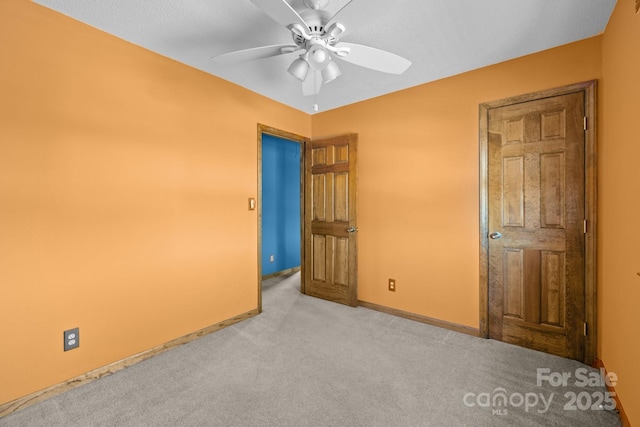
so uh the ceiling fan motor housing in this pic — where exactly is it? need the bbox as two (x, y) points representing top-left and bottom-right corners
(292, 9), (332, 45)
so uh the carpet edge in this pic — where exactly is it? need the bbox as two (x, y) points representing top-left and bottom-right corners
(0, 308), (259, 419)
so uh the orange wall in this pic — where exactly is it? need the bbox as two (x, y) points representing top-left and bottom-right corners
(0, 0), (310, 404)
(313, 37), (603, 329)
(2, 0), (638, 421)
(601, 0), (640, 422)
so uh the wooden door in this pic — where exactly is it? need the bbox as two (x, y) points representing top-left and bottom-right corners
(487, 92), (585, 360)
(303, 134), (358, 306)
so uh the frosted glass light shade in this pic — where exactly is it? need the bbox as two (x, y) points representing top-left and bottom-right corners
(322, 61), (341, 84)
(288, 57), (309, 81)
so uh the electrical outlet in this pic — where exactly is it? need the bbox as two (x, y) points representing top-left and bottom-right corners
(269, 255), (275, 262)
(64, 327), (79, 351)
(388, 279), (396, 292)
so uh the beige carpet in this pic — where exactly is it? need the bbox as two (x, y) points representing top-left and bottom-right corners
(0, 272), (621, 426)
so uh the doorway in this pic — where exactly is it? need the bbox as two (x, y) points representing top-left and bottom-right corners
(257, 124), (307, 312)
(479, 81), (597, 364)
(257, 126), (359, 311)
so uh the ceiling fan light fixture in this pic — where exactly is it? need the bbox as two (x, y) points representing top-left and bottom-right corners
(288, 57), (310, 81)
(308, 45), (330, 70)
(321, 60), (341, 84)
(313, 49), (327, 63)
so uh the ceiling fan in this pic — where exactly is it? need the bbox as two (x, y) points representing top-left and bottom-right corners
(212, 0), (411, 97)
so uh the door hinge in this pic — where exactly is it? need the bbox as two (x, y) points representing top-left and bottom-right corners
(583, 117), (588, 131)
(583, 219), (587, 234)
(584, 322), (588, 336)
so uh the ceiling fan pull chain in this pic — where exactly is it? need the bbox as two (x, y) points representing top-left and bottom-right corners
(313, 89), (318, 112)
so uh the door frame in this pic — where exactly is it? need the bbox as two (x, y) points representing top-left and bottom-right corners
(478, 81), (597, 364)
(257, 124), (309, 313)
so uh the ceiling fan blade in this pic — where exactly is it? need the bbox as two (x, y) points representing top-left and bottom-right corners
(334, 43), (411, 74)
(248, 0), (308, 28)
(302, 70), (322, 96)
(212, 44), (302, 65)
(325, 0), (398, 37)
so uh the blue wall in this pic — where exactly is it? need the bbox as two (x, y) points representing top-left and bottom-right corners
(261, 134), (301, 276)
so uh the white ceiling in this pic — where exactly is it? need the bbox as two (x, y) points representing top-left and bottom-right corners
(33, 0), (616, 114)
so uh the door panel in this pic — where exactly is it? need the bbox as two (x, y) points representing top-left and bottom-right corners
(540, 153), (566, 228)
(541, 250), (565, 326)
(488, 92), (585, 360)
(502, 156), (524, 226)
(304, 134), (358, 306)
